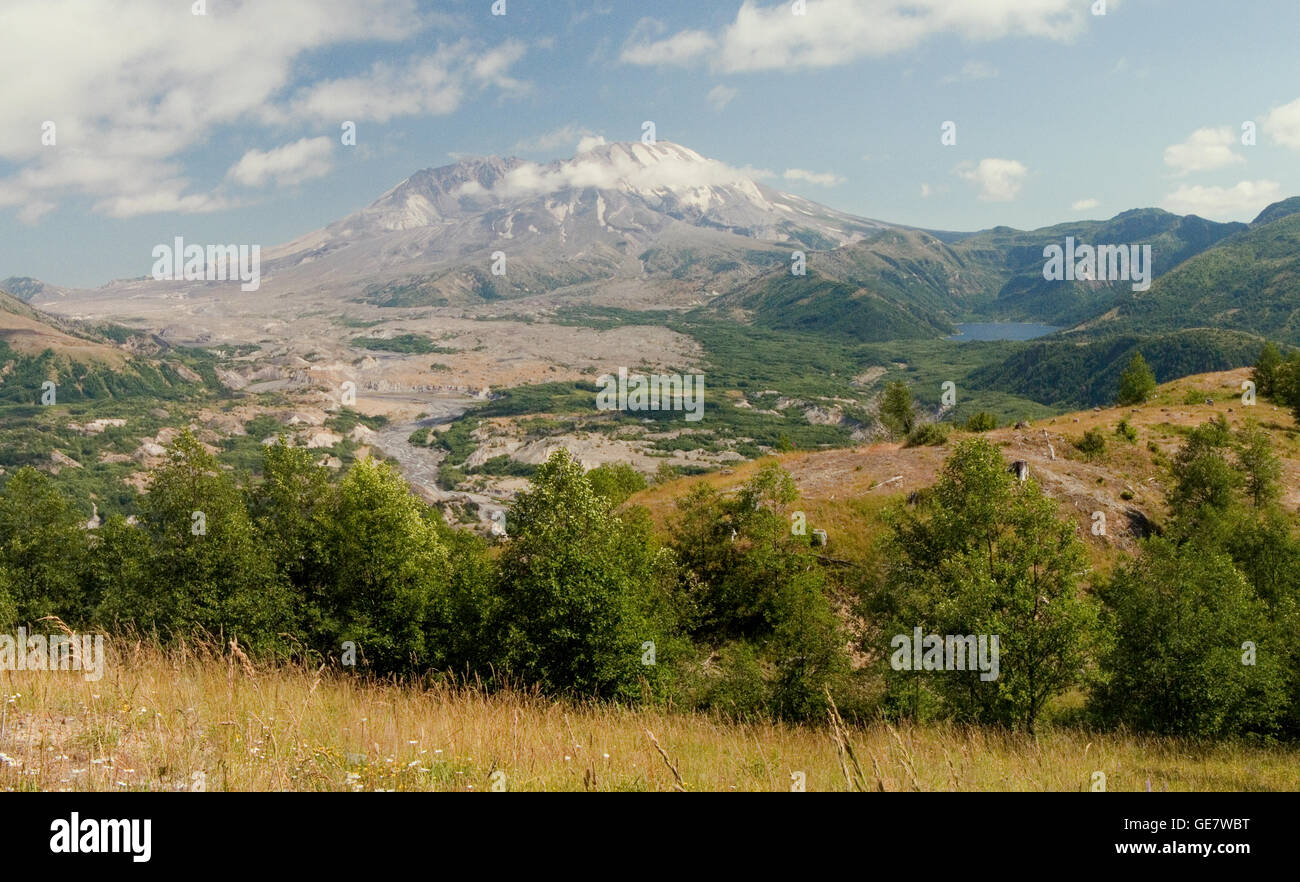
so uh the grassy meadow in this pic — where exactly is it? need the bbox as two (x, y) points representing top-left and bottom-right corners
(2, 640), (1297, 792)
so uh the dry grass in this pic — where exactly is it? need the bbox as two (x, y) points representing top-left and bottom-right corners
(2, 640), (1296, 792)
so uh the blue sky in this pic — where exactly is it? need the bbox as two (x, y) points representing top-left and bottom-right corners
(3, 0), (1300, 287)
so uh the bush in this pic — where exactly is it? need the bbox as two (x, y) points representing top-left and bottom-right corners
(1115, 419), (1138, 443)
(1075, 428), (1107, 460)
(905, 423), (949, 447)
(1092, 537), (1288, 737)
(964, 411), (997, 432)
(586, 463), (648, 506)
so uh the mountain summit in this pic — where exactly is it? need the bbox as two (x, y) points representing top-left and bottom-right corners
(260, 141), (888, 304)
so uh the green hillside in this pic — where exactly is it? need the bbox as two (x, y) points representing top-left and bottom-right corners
(1100, 201), (1300, 343)
(967, 328), (1264, 407)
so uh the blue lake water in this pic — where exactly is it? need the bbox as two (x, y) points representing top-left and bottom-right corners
(947, 322), (1060, 342)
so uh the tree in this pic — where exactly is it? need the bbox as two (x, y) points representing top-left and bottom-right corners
(1235, 421), (1281, 509)
(1253, 341), (1283, 398)
(1274, 352), (1300, 421)
(872, 438), (1097, 732)
(0, 566), (18, 626)
(129, 430), (285, 650)
(1167, 416), (1242, 542)
(1075, 427), (1107, 460)
(324, 457), (450, 674)
(1116, 351), (1156, 405)
(879, 380), (917, 437)
(493, 449), (653, 699)
(671, 463), (849, 721)
(0, 467), (89, 622)
(252, 439), (334, 640)
(586, 463), (647, 507)
(1092, 537), (1288, 737)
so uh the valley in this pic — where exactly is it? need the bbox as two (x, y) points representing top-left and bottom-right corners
(4, 140), (1298, 532)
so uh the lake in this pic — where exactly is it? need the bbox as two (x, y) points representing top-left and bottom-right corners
(947, 322), (1059, 342)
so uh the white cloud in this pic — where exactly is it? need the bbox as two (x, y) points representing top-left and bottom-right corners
(284, 40), (529, 123)
(577, 135), (609, 154)
(455, 142), (770, 201)
(228, 137), (335, 188)
(920, 183), (933, 198)
(0, 1), (527, 219)
(783, 168), (845, 187)
(941, 60), (998, 84)
(621, 0), (1090, 72)
(955, 158), (1028, 202)
(707, 85), (739, 111)
(1161, 180), (1281, 221)
(619, 20), (718, 66)
(1163, 127), (1244, 175)
(1263, 97), (1300, 150)
(1071, 198), (1100, 211)
(513, 125), (601, 155)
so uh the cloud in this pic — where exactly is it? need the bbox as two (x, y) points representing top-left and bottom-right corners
(228, 137), (334, 188)
(619, 19), (718, 66)
(0, 1), (527, 219)
(920, 183), (933, 198)
(454, 142), (769, 201)
(707, 85), (739, 111)
(1161, 180), (1281, 221)
(955, 158), (1028, 202)
(1071, 198), (1100, 211)
(284, 40), (529, 123)
(1163, 127), (1245, 175)
(1263, 97), (1300, 150)
(941, 60), (998, 84)
(513, 125), (602, 155)
(783, 168), (845, 187)
(620, 0), (1090, 72)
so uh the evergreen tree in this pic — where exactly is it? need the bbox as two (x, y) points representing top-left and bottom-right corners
(879, 380), (917, 438)
(1252, 341), (1283, 398)
(1116, 351), (1156, 405)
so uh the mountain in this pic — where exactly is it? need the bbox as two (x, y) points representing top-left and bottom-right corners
(0, 287), (125, 363)
(712, 227), (989, 341)
(713, 207), (1247, 339)
(1, 276), (74, 303)
(1094, 199), (1300, 344)
(952, 208), (1245, 326)
(261, 141), (893, 306)
(0, 285), (203, 403)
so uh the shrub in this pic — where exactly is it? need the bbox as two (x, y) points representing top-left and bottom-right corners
(1076, 428), (1107, 460)
(964, 411), (998, 432)
(1092, 537), (1288, 737)
(905, 423), (949, 447)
